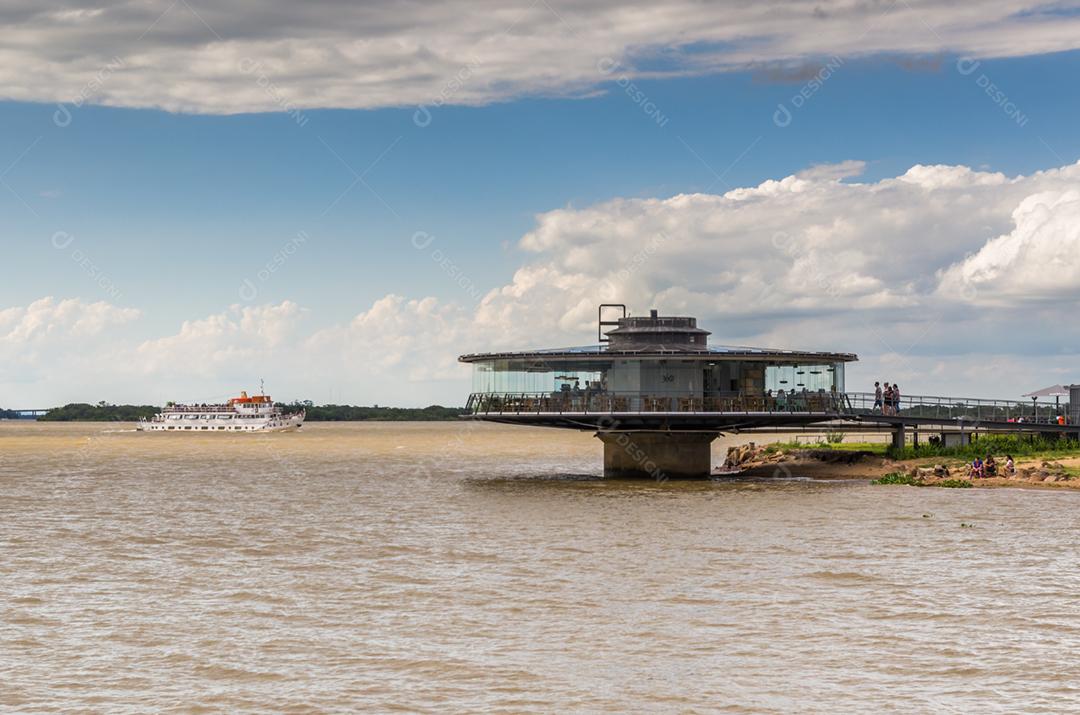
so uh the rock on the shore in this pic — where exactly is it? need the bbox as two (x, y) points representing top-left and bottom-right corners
(724, 443), (761, 468)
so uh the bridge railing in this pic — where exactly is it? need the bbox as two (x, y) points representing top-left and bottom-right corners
(465, 390), (1072, 424)
(844, 392), (1068, 425)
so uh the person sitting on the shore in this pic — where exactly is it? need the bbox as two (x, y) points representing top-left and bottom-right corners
(1004, 455), (1016, 476)
(970, 457), (984, 478)
(984, 455), (997, 477)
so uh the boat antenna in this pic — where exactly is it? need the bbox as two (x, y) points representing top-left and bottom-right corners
(260, 378), (265, 396)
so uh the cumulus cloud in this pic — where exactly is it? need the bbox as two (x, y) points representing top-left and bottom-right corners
(5, 158), (1080, 406)
(937, 189), (1080, 303)
(0, 297), (140, 400)
(134, 301), (306, 377)
(500, 160), (1077, 336)
(6, 0), (1080, 113)
(307, 295), (472, 382)
(0, 297), (139, 343)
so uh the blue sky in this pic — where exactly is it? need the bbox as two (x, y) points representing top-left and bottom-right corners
(3, 1), (1080, 406)
(5, 51), (1078, 323)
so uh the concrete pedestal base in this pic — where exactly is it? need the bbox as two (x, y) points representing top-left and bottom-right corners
(891, 425), (906, 450)
(597, 432), (717, 479)
(942, 431), (970, 448)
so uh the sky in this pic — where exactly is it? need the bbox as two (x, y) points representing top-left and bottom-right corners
(3, 0), (1080, 407)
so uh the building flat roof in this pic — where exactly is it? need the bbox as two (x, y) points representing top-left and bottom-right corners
(458, 344), (858, 364)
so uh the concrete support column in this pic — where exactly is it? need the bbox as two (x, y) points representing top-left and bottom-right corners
(891, 424), (906, 450)
(597, 431), (717, 479)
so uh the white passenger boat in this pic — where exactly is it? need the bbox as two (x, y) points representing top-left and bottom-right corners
(137, 390), (305, 432)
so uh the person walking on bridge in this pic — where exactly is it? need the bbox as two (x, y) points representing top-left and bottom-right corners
(873, 382), (883, 412)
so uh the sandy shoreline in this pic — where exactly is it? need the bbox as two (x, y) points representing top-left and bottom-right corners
(727, 446), (1080, 490)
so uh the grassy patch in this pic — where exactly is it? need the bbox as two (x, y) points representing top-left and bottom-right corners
(929, 479), (973, 489)
(887, 435), (1080, 461)
(871, 472), (920, 485)
(767, 435), (1080, 464)
(872, 472), (972, 488)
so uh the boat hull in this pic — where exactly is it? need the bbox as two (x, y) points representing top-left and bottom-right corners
(137, 414), (305, 433)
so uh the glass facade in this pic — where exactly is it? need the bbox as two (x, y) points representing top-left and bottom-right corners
(470, 357), (845, 398)
(764, 363), (844, 393)
(471, 361), (603, 394)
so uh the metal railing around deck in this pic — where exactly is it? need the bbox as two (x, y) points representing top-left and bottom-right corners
(466, 391), (847, 416)
(465, 390), (1073, 425)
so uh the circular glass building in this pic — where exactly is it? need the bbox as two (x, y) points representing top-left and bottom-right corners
(459, 306), (858, 478)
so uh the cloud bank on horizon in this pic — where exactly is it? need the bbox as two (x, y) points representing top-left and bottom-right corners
(5, 0), (1080, 113)
(5, 159), (1080, 405)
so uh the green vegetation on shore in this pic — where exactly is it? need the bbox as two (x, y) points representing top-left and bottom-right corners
(278, 402), (467, 421)
(32, 401), (467, 421)
(769, 434), (1080, 462)
(885, 434), (1080, 461)
(871, 472), (972, 488)
(38, 403), (160, 421)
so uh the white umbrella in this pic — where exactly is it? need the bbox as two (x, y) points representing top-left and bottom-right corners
(1022, 384), (1070, 421)
(1022, 384), (1069, 398)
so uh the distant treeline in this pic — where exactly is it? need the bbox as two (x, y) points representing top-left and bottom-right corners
(0, 407), (19, 419)
(38, 403), (160, 421)
(30, 401), (468, 422)
(279, 402), (468, 421)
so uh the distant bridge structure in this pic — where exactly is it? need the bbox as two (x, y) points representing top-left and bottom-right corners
(4, 409), (51, 419)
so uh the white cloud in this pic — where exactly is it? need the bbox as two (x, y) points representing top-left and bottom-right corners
(5, 158), (1080, 406)
(0, 297), (139, 344)
(5, 1), (1080, 113)
(307, 295), (472, 382)
(937, 189), (1080, 303)
(134, 301), (306, 377)
(0, 298), (140, 402)
(502, 160), (1080, 333)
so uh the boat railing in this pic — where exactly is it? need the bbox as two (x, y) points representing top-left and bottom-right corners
(162, 404), (275, 413)
(162, 405), (235, 413)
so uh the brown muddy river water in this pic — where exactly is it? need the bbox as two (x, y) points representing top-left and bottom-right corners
(1, 421), (1078, 713)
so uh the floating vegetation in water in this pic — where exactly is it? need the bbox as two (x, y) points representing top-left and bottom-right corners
(932, 479), (973, 489)
(872, 472), (919, 485)
(872, 473), (972, 488)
